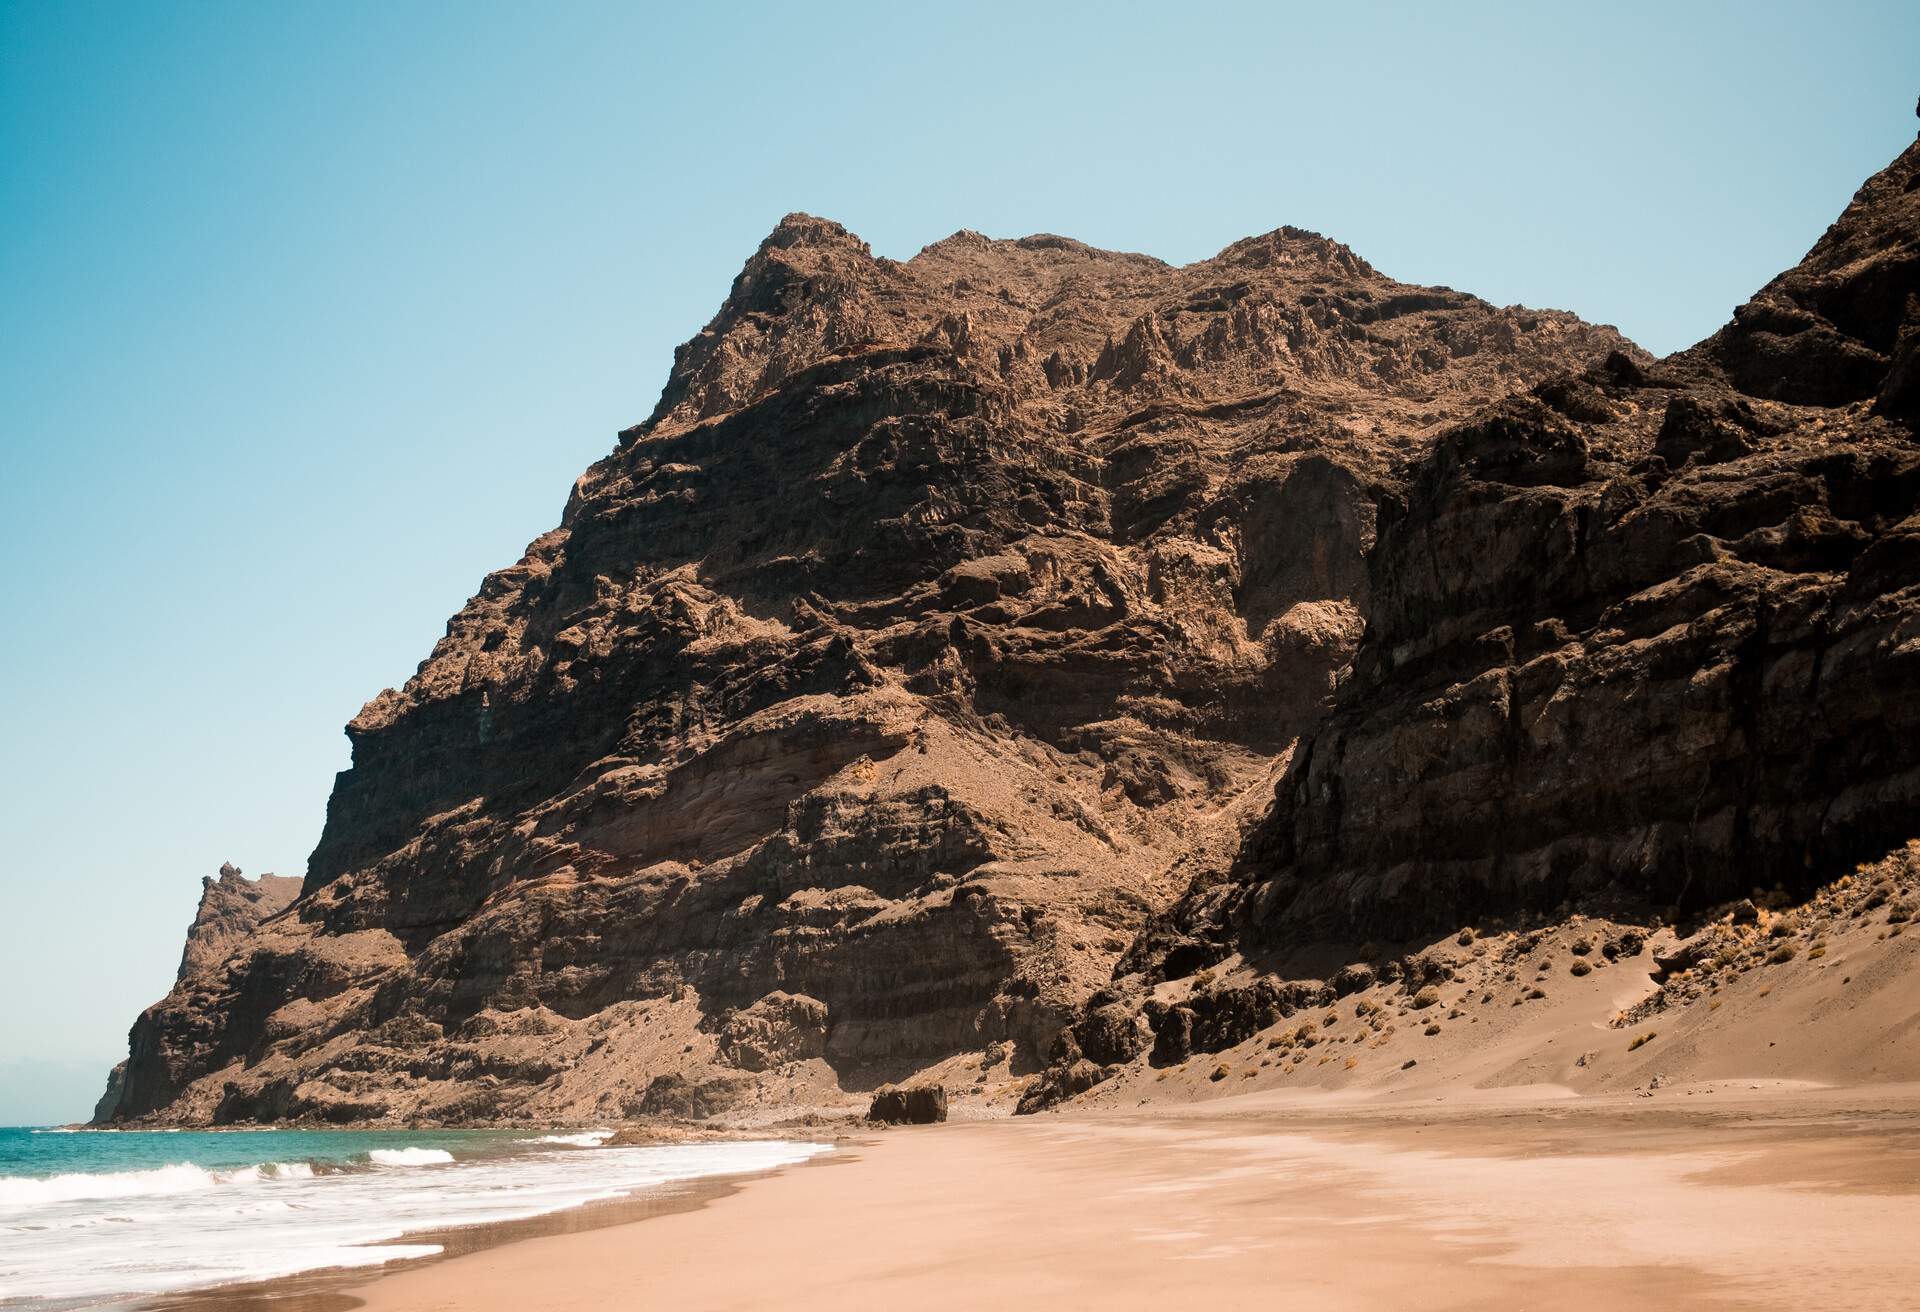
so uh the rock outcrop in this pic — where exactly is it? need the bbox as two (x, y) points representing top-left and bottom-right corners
(175, 865), (302, 981)
(94, 865), (300, 1123)
(101, 200), (1636, 1124)
(1024, 136), (1920, 1109)
(867, 1083), (949, 1124)
(91, 1062), (126, 1125)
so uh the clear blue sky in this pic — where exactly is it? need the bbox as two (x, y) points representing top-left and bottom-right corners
(2, 0), (1914, 1125)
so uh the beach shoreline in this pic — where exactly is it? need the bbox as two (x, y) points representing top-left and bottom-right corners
(145, 1083), (1920, 1312)
(134, 1138), (865, 1312)
(0, 1124), (845, 1310)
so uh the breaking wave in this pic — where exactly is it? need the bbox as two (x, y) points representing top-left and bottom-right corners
(528, 1130), (616, 1147)
(0, 1160), (314, 1207)
(366, 1147), (455, 1167)
(0, 1132), (829, 1307)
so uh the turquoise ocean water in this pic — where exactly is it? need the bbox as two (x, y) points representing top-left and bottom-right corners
(0, 1124), (827, 1308)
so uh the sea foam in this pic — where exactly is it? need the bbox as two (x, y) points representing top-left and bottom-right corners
(528, 1129), (616, 1147)
(366, 1147), (455, 1166)
(0, 1133), (829, 1308)
(0, 1159), (312, 1207)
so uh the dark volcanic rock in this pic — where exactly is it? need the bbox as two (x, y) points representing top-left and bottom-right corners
(106, 185), (1640, 1125)
(1227, 140), (1920, 944)
(1048, 138), (1920, 1100)
(1073, 1002), (1154, 1067)
(1707, 148), (1920, 412)
(91, 1062), (126, 1125)
(867, 1083), (948, 1124)
(637, 1072), (755, 1120)
(1145, 978), (1333, 1065)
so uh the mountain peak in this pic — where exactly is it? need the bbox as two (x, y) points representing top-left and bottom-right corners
(1207, 225), (1372, 276)
(104, 141), (1920, 1129)
(760, 211), (870, 255)
(641, 208), (1631, 437)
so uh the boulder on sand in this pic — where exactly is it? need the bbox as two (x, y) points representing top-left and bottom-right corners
(867, 1084), (948, 1124)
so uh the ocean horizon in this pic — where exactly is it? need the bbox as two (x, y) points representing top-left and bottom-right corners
(0, 1125), (828, 1308)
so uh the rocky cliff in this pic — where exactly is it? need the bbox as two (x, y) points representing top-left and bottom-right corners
(174, 865), (302, 980)
(100, 135), (1919, 1127)
(99, 198), (1636, 1125)
(95, 866), (299, 1123)
(1027, 137), (1920, 1106)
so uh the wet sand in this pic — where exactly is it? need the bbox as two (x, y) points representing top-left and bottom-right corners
(137, 1151), (838, 1312)
(166, 1084), (1920, 1312)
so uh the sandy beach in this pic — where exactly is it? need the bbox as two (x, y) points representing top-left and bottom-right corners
(168, 1084), (1915, 1312)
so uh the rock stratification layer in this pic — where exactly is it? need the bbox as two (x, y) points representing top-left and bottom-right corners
(106, 137), (1920, 1126)
(103, 208), (1638, 1124)
(1027, 138), (1920, 1107)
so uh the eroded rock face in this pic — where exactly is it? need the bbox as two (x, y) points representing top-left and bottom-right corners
(717, 991), (830, 1072)
(91, 1063), (126, 1125)
(1179, 138), (1920, 949)
(1020, 137), (1920, 1108)
(176, 865), (302, 981)
(94, 866), (300, 1123)
(104, 202), (1636, 1125)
